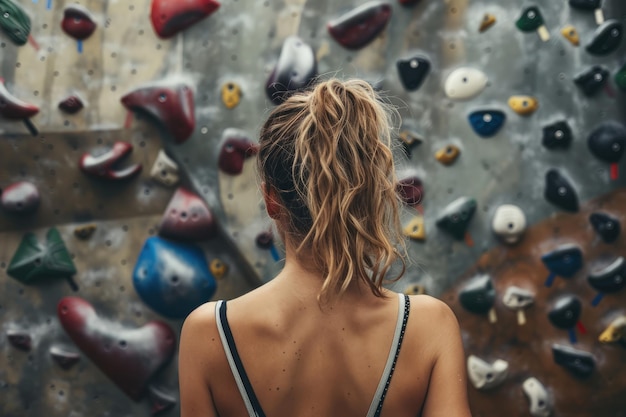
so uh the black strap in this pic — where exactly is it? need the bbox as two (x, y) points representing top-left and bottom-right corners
(219, 301), (267, 417)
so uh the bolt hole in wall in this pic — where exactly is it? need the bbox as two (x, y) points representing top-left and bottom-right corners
(0, 0), (625, 416)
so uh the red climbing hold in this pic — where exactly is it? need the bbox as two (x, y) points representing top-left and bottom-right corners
(218, 130), (259, 175)
(150, 0), (220, 39)
(159, 187), (218, 241)
(79, 142), (142, 181)
(58, 95), (84, 114)
(121, 84), (196, 144)
(61, 5), (97, 41)
(327, 1), (392, 50)
(0, 78), (39, 120)
(57, 297), (176, 401)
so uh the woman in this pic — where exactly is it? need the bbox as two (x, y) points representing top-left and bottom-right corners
(179, 79), (471, 417)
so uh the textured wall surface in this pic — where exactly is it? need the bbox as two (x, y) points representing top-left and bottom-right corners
(0, 0), (625, 416)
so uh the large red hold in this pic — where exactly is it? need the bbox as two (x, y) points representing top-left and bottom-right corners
(57, 297), (176, 401)
(151, 0), (220, 39)
(121, 84), (196, 144)
(0, 78), (39, 120)
(327, 1), (392, 50)
(61, 5), (97, 41)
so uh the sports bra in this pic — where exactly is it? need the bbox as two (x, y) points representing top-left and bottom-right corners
(215, 293), (410, 417)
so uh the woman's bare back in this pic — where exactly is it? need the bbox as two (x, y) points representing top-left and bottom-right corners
(179, 277), (470, 417)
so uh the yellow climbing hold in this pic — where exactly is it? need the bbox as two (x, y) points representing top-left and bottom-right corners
(404, 284), (426, 295)
(435, 144), (460, 165)
(560, 25), (580, 46)
(221, 82), (242, 109)
(599, 316), (626, 344)
(479, 13), (496, 33)
(508, 96), (539, 116)
(403, 215), (425, 241)
(210, 258), (228, 279)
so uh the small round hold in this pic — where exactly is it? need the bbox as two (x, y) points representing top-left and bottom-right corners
(508, 96), (539, 116)
(255, 231), (274, 249)
(516, 6), (545, 32)
(61, 5), (97, 41)
(479, 13), (496, 33)
(435, 144), (460, 165)
(589, 212), (620, 243)
(444, 68), (488, 100)
(561, 25), (580, 46)
(74, 224), (97, 240)
(542, 121), (573, 150)
(403, 283), (425, 295)
(210, 258), (228, 280)
(403, 215), (425, 241)
(221, 82), (242, 109)
(58, 95), (85, 114)
(1, 181), (40, 214)
(492, 204), (527, 244)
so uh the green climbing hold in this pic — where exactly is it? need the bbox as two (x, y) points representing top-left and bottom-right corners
(615, 63), (626, 92)
(0, 0), (31, 46)
(7, 228), (76, 284)
(516, 6), (544, 32)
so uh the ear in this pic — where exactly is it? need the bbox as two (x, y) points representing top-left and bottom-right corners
(262, 183), (282, 220)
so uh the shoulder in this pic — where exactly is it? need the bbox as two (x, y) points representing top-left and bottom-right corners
(179, 302), (223, 367)
(181, 301), (219, 336)
(404, 294), (462, 346)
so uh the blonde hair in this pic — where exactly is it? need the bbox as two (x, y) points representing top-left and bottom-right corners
(258, 78), (405, 304)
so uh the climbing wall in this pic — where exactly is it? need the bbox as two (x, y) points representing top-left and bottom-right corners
(0, 0), (625, 416)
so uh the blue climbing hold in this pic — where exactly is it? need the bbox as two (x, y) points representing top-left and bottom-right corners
(468, 110), (506, 138)
(133, 236), (216, 319)
(541, 244), (583, 287)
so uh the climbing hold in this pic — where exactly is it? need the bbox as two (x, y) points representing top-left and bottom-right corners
(150, 150), (180, 187)
(79, 142), (142, 181)
(403, 284), (425, 295)
(58, 296), (176, 400)
(218, 129), (259, 175)
(615, 63), (626, 92)
(588, 257), (626, 306)
(327, 1), (392, 50)
(599, 316), (626, 344)
(459, 275), (497, 323)
(544, 169), (578, 212)
(561, 25), (580, 46)
(492, 204), (526, 245)
(585, 19), (623, 56)
(159, 187), (217, 241)
(436, 197), (476, 241)
(516, 6), (550, 41)
(396, 176), (423, 208)
(548, 295), (584, 343)
(589, 212), (620, 243)
(541, 244), (583, 287)
(479, 14), (496, 33)
(221, 82), (242, 109)
(266, 36), (317, 105)
(49, 345), (80, 370)
(148, 385), (177, 415)
(0, 78), (39, 119)
(121, 83), (196, 144)
(0, 0), (31, 46)
(468, 110), (506, 138)
(508, 96), (539, 116)
(73, 224), (96, 240)
(574, 65), (609, 96)
(444, 68), (488, 100)
(6, 330), (31, 351)
(398, 130), (423, 157)
(133, 236), (217, 319)
(7, 228), (76, 285)
(398, 0), (420, 5)
(435, 144), (460, 166)
(396, 56), (430, 91)
(587, 121), (626, 180)
(503, 286), (534, 325)
(210, 259), (228, 280)
(552, 344), (595, 378)
(467, 355), (508, 390)
(542, 120), (573, 150)
(255, 230), (280, 261)
(58, 95), (84, 114)
(1, 181), (40, 214)
(569, 0), (604, 25)
(522, 377), (552, 417)
(150, 0), (220, 39)
(61, 5), (96, 40)
(403, 215), (425, 241)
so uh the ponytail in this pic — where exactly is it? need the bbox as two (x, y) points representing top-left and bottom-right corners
(258, 79), (405, 304)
